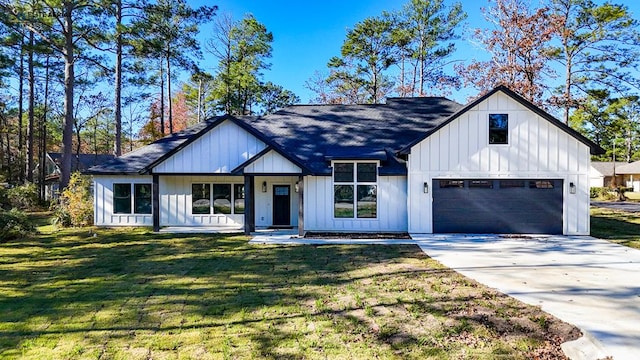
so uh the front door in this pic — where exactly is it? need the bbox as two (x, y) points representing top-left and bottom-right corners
(273, 185), (291, 226)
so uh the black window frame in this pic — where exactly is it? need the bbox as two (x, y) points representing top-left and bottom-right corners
(489, 114), (509, 145)
(113, 183), (153, 215)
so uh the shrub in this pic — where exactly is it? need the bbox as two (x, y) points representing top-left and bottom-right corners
(6, 183), (39, 211)
(53, 172), (93, 227)
(0, 209), (36, 241)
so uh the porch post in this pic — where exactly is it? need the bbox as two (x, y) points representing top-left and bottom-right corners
(244, 175), (255, 235)
(152, 174), (159, 232)
(298, 175), (304, 237)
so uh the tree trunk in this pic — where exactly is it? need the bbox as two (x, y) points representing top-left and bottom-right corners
(26, 31), (35, 183)
(160, 62), (165, 136)
(17, 35), (24, 183)
(197, 78), (202, 122)
(114, 0), (122, 156)
(60, 1), (75, 190)
(40, 56), (50, 201)
(166, 53), (173, 134)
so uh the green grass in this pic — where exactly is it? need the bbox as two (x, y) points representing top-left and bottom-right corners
(0, 222), (577, 359)
(591, 207), (640, 249)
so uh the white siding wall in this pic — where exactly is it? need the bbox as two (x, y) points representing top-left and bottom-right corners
(94, 175), (154, 226)
(407, 92), (591, 235)
(245, 150), (301, 174)
(304, 175), (407, 232)
(254, 176), (299, 227)
(153, 120), (266, 174)
(160, 175), (245, 226)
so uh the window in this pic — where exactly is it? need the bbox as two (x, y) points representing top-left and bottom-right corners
(357, 163), (377, 182)
(500, 180), (525, 188)
(334, 163), (354, 182)
(134, 184), (152, 214)
(114, 183), (131, 214)
(469, 180), (493, 188)
(333, 162), (377, 218)
(439, 180), (464, 188)
(334, 185), (354, 218)
(357, 185), (377, 218)
(191, 183), (245, 215)
(212, 184), (232, 214)
(489, 114), (508, 144)
(192, 184), (211, 214)
(530, 180), (554, 189)
(113, 183), (152, 214)
(234, 184), (245, 214)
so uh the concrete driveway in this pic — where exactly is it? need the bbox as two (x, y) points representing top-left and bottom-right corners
(413, 234), (640, 360)
(592, 201), (640, 212)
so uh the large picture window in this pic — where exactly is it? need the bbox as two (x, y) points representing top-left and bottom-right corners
(113, 183), (152, 214)
(191, 183), (244, 215)
(333, 162), (377, 219)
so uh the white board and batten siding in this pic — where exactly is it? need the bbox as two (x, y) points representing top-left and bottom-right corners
(160, 175), (245, 227)
(153, 120), (267, 174)
(94, 175), (154, 226)
(407, 91), (591, 235)
(244, 150), (301, 174)
(304, 175), (407, 232)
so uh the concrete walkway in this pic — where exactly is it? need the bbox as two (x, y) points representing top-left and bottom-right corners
(250, 233), (640, 359)
(412, 234), (640, 360)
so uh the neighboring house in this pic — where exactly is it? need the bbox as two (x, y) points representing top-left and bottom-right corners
(87, 86), (603, 235)
(45, 152), (115, 199)
(589, 162), (626, 188)
(616, 161), (640, 192)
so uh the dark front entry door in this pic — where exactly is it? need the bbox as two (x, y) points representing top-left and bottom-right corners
(273, 185), (291, 226)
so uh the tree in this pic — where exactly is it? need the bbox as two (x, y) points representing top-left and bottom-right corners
(258, 82), (300, 115)
(132, 0), (215, 134)
(548, 0), (640, 123)
(571, 90), (640, 162)
(456, 0), (555, 104)
(335, 16), (397, 104)
(395, 0), (466, 96)
(0, 0), (111, 190)
(208, 14), (272, 115)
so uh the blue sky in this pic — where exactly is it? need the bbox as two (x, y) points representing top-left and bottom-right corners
(192, 0), (640, 104)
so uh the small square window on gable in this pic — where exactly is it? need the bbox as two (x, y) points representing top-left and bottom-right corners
(489, 114), (508, 144)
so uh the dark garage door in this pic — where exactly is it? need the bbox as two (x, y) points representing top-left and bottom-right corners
(433, 179), (563, 234)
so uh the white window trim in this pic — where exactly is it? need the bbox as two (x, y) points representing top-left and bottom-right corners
(332, 160), (379, 220)
(190, 182), (245, 216)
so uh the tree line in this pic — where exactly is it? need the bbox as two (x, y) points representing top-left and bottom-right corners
(0, 0), (639, 199)
(0, 0), (298, 198)
(308, 0), (640, 163)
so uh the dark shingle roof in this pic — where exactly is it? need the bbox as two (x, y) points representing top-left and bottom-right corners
(86, 86), (603, 176)
(86, 118), (222, 174)
(87, 98), (461, 175)
(49, 152), (116, 172)
(234, 97), (462, 175)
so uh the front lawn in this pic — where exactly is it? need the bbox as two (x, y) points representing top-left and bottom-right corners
(0, 224), (578, 359)
(591, 207), (640, 249)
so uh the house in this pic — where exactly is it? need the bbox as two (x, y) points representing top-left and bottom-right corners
(45, 152), (115, 199)
(616, 161), (640, 192)
(87, 86), (603, 235)
(589, 161), (626, 188)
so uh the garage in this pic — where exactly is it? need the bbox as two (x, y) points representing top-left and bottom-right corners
(432, 179), (563, 234)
